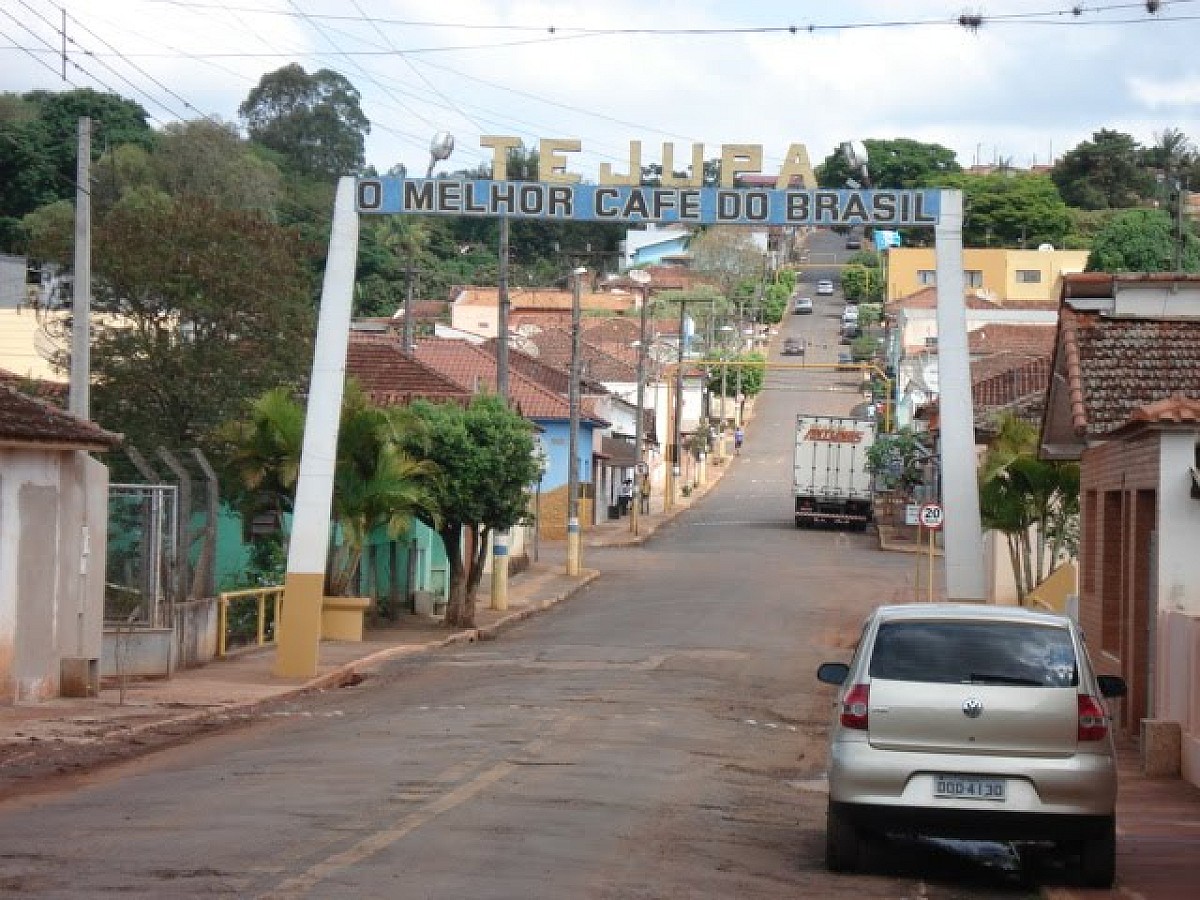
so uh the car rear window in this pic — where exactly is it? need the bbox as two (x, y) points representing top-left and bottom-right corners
(869, 621), (1078, 687)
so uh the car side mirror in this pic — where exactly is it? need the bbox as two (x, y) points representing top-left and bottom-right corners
(817, 662), (849, 686)
(1097, 674), (1126, 699)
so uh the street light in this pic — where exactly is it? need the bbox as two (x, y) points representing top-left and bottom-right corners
(426, 132), (455, 178)
(566, 266), (588, 576)
(401, 132), (456, 353)
(628, 269), (651, 535)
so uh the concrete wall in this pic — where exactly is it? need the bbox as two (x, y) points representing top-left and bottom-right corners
(101, 626), (174, 681)
(0, 449), (108, 702)
(173, 597), (219, 669)
(1156, 609), (1200, 788)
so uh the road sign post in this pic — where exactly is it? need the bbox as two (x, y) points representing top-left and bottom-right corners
(918, 503), (943, 602)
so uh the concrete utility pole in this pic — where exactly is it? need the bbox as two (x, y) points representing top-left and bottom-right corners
(628, 270), (651, 535)
(70, 117), (90, 419)
(666, 299), (687, 510)
(566, 267), (587, 576)
(402, 261), (416, 351)
(491, 215), (512, 610)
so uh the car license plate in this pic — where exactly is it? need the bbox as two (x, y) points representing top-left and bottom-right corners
(934, 775), (1006, 801)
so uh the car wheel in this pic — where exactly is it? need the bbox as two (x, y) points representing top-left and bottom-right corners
(825, 804), (862, 873)
(1077, 817), (1116, 888)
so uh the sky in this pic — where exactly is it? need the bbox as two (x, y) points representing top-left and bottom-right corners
(4, 0), (1200, 180)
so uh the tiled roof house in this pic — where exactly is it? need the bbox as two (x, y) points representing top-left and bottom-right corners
(1039, 273), (1200, 771)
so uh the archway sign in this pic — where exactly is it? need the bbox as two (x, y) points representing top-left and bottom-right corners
(274, 139), (985, 678)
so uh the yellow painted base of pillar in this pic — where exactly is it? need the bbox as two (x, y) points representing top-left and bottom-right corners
(321, 596), (371, 641)
(275, 572), (324, 678)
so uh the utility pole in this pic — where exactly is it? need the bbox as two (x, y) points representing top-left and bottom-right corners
(566, 267), (586, 576)
(497, 216), (511, 397)
(628, 270), (651, 535)
(491, 215), (512, 609)
(402, 261), (416, 351)
(666, 298), (687, 510)
(70, 117), (91, 420)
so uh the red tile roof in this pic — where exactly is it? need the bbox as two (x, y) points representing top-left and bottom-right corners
(518, 327), (638, 382)
(346, 334), (473, 406)
(0, 367), (67, 405)
(968, 324), (1056, 356)
(894, 286), (1058, 311)
(1058, 305), (1200, 439)
(414, 339), (607, 424)
(1127, 393), (1200, 427)
(972, 356), (1051, 428)
(0, 382), (121, 449)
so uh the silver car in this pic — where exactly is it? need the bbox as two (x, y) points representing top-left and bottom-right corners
(817, 603), (1126, 887)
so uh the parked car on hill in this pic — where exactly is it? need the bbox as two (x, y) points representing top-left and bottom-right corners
(793, 296), (813, 314)
(782, 338), (804, 356)
(817, 603), (1126, 887)
(817, 279), (835, 296)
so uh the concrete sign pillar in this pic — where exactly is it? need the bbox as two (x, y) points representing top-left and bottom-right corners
(276, 177), (360, 678)
(933, 190), (986, 600)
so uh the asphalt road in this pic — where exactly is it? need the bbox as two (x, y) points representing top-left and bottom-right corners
(0, 233), (1047, 898)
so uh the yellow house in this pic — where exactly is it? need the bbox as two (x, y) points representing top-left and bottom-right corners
(885, 247), (1089, 304)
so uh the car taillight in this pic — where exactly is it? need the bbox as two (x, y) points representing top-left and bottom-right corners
(1078, 695), (1109, 741)
(841, 684), (870, 730)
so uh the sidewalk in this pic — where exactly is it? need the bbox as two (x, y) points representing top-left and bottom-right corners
(0, 460), (723, 756)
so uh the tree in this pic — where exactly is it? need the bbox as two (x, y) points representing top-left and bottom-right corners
(0, 88), (152, 249)
(949, 173), (1073, 248)
(978, 414), (1080, 602)
(74, 196), (315, 465)
(705, 351), (765, 399)
(238, 64), (370, 177)
(816, 138), (961, 188)
(865, 428), (928, 496)
(841, 264), (883, 302)
(1086, 207), (1200, 272)
(1051, 129), (1154, 209)
(327, 388), (439, 597)
(687, 226), (764, 297)
(402, 396), (541, 628)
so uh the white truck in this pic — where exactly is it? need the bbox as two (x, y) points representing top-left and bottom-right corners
(793, 414), (876, 530)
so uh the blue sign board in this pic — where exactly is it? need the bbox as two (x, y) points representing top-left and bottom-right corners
(355, 178), (941, 226)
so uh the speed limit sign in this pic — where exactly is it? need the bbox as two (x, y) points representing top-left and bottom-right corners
(918, 503), (944, 530)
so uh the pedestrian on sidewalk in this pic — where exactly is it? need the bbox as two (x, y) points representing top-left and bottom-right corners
(733, 426), (744, 455)
(639, 474), (651, 514)
(619, 478), (634, 515)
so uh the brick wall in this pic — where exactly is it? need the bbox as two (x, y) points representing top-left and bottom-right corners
(1078, 434), (1162, 735)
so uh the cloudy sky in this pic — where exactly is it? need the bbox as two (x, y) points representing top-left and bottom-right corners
(4, 0), (1200, 179)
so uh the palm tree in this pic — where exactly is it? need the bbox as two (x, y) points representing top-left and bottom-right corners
(327, 388), (439, 597)
(978, 413), (1080, 602)
(220, 385), (305, 532)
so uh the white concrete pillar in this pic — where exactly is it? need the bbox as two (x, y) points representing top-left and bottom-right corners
(934, 190), (986, 600)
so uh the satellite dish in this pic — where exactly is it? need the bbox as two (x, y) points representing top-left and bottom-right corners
(844, 140), (869, 173)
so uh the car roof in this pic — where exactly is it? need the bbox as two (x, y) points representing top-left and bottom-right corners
(869, 602), (1072, 628)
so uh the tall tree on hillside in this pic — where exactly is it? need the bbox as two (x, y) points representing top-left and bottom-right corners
(688, 227), (764, 297)
(1051, 129), (1154, 209)
(1085, 207), (1200, 272)
(947, 173), (1073, 247)
(239, 64), (370, 178)
(0, 88), (152, 248)
(816, 138), (961, 188)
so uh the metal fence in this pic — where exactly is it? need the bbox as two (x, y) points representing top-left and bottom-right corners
(105, 484), (178, 626)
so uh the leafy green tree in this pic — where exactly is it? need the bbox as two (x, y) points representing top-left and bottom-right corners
(816, 138), (961, 188)
(948, 173), (1073, 247)
(401, 396), (541, 628)
(58, 195), (316, 465)
(1086, 208), (1200, 272)
(238, 64), (370, 177)
(979, 414), (1080, 601)
(705, 351), (765, 398)
(841, 264), (883, 302)
(0, 88), (152, 248)
(865, 428), (928, 496)
(218, 385), (306, 533)
(1051, 129), (1154, 209)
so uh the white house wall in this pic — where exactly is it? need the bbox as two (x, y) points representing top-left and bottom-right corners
(1156, 430), (1200, 617)
(0, 448), (107, 702)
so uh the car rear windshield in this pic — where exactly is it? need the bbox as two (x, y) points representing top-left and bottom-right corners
(869, 621), (1078, 687)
